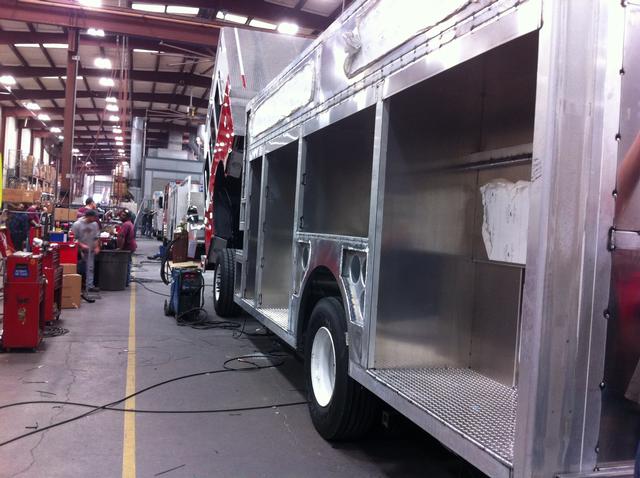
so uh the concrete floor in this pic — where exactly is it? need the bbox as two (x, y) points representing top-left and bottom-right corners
(0, 239), (485, 478)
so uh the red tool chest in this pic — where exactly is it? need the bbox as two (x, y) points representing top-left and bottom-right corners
(41, 245), (62, 323)
(2, 252), (45, 350)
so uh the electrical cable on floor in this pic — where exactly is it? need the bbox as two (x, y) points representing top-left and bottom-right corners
(0, 353), (293, 448)
(176, 307), (241, 331)
(0, 399), (308, 415)
(43, 325), (69, 338)
(131, 278), (170, 297)
(232, 317), (272, 339)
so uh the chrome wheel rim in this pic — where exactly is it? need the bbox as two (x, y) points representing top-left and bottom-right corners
(310, 326), (336, 407)
(214, 267), (221, 302)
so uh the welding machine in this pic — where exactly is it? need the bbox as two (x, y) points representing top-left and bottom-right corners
(2, 252), (45, 350)
(164, 267), (204, 320)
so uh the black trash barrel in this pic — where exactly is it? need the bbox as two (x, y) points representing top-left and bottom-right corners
(96, 250), (130, 291)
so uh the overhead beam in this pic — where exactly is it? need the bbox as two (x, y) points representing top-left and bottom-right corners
(0, 1), (219, 46)
(3, 107), (148, 117)
(4, 90), (209, 108)
(0, 66), (211, 88)
(31, 120), (197, 132)
(0, 30), (214, 56)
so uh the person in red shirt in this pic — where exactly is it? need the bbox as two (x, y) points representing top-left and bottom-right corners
(117, 209), (137, 287)
(77, 197), (96, 219)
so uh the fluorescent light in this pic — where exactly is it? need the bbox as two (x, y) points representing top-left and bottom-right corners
(277, 22), (299, 35)
(14, 43), (39, 48)
(118, 149), (125, 154)
(43, 43), (68, 49)
(133, 48), (160, 54)
(75, 153), (84, 156)
(105, 104), (118, 112)
(58, 135), (64, 140)
(216, 11), (248, 24)
(50, 127), (61, 133)
(115, 136), (123, 141)
(166, 5), (199, 15)
(0, 75), (16, 86)
(24, 102), (40, 110)
(42, 76), (83, 80)
(37, 114), (50, 121)
(72, 148), (80, 153)
(94, 57), (112, 69)
(79, 0), (102, 6)
(109, 115), (120, 122)
(249, 19), (277, 30)
(112, 127), (122, 134)
(132, 3), (165, 12)
(99, 77), (115, 87)
(115, 141), (124, 146)
(105, 96), (117, 103)
(87, 28), (105, 37)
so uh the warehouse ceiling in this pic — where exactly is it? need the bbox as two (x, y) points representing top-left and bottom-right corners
(0, 0), (348, 173)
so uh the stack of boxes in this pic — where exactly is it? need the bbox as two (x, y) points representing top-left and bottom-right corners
(61, 263), (81, 309)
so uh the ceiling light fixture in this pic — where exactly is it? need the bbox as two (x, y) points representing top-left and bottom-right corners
(99, 77), (115, 87)
(87, 27), (105, 37)
(108, 115), (120, 122)
(58, 135), (64, 140)
(94, 57), (112, 69)
(118, 149), (125, 154)
(248, 19), (277, 30)
(216, 11), (248, 24)
(115, 141), (124, 146)
(0, 75), (16, 86)
(24, 102), (40, 110)
(37, 114), (50, 121)
(166, 5), (199, 15)
(115, 136), (123, 141)
(105, 104), (118, 112)
(112, 127), (122, 134)
(105, 96), (117, 103)
(132, 3), (165, 12)
(78, 0), (102, 7)
(43, 43), (68, 49)
(277, 22), (299, 35)
(14, 43), (40, 48)
(50, 127), (61, 133)
(72, 148), (80, 153)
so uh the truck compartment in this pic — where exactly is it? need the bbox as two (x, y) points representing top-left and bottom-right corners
(243, 157), (262, 301)
(302, 107), (375, 238)
(372, 32), (538, 466)
(258, 141), (299, 329)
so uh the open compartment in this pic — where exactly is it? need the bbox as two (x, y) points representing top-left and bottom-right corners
(371, 32), (538, 466)
(243, 157), (263, 301)
(258, 140), (299, 329)
(302, 107), (375, 237)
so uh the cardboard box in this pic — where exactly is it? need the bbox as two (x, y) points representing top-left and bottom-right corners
(54, 208), (79, 222)
(61, 273), (82, 309)
(61, 263), (76, 275)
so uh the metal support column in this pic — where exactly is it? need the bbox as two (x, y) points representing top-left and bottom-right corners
(60, 28), (79, 205)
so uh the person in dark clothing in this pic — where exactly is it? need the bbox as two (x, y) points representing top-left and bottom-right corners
(7, 204), (29, 251)
(117, 209), (137, 286)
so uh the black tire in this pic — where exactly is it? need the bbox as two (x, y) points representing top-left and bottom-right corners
(164, 299), (173, 317)
(304, 297), (378, 440)
(213, 248), (238, 317)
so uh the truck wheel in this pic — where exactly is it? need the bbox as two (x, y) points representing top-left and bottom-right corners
(305, 297), (378, 440)
(213, 248), (238, 317)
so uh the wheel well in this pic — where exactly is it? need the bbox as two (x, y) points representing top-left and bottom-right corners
(296, 266), (343, 354)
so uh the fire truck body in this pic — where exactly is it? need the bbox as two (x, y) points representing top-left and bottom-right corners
(210, 1), (640, 477)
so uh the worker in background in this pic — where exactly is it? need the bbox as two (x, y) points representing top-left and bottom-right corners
(27, 201), (41, 226)
(7, 204), (29, 251)
(77, 197), (97, 218)
(117, 209), (137, 287)
(71, 209), (101, 295)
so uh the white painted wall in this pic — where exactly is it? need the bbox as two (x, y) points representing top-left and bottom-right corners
(20, 128), (31, 156)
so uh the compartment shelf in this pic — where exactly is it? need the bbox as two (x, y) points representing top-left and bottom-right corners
(368, 367), (517, 466)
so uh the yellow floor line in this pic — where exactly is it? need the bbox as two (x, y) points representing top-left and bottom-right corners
(122, 281), (136, 478)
